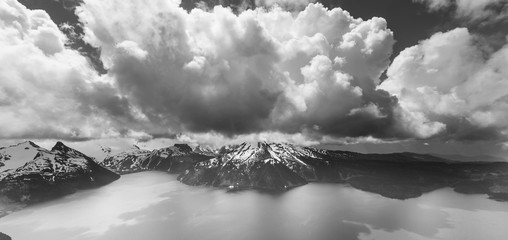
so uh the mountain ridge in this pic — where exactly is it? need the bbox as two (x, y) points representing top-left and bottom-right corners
(102, 141), (508, 201)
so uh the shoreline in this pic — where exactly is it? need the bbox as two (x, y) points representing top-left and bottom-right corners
(0, 202), (26, 219)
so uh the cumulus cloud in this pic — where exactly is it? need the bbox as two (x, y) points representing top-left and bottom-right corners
(0, 0), (141, 140)
(9, 0), (505, 145)
(379, 27), (508, 141)
(75, 1), (403, 140)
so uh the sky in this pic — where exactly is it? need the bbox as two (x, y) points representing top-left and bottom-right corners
(1, 0), (508, 158)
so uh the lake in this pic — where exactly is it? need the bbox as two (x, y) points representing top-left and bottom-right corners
(0, 172), (507, 240)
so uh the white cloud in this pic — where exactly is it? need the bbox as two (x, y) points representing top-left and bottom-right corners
(0, 0), (403, 144)
(348, 103), (386, 119)
(379, 27), (508, 140)
(115, 41), (148, 60)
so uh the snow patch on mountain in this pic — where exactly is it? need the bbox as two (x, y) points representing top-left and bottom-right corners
(0, 141), (42, 173)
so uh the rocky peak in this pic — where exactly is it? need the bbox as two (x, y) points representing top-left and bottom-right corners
(230, 141), (289, 153)
(100, 145), (112, 155)
(51, 141), (69, 152)
(193, 145), (218, 156)
(27, 141), (40, 148)
(50, 141), (89, 159)
(173, 144), (192, 153)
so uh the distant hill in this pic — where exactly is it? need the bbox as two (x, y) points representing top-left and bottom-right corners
(431, 153), (507, 163)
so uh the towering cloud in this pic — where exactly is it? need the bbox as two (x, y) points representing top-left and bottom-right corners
(3, 0), (506, 145)
(76, 0), (399, 140)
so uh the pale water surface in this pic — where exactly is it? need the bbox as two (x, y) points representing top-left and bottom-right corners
(0, 172), (507, 240)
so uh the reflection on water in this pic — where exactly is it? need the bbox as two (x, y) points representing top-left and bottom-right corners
(0, 172), (507, 240)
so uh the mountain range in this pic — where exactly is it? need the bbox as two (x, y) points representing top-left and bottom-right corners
(102, 141), (508, 200)
(1, 140), (508, 218)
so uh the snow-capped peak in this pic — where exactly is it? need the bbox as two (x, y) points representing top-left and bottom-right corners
(221, 142), (316, 168)
(0, 141), (44, 172)
(193, 145), (218, 156)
